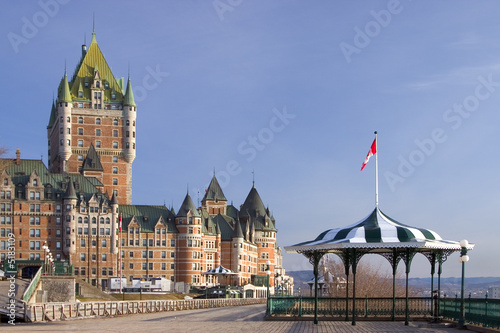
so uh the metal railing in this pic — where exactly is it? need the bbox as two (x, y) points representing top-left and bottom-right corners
(268, 295), (500, 328)
(440, 296), (500, 329)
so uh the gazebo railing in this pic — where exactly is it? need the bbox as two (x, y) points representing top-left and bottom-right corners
(268, 296), (500, 329)
(269, 296), (432, 318)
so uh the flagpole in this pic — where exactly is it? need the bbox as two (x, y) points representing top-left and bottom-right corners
(374, 131), (379, 209)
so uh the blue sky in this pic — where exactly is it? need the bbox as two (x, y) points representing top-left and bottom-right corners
(1, 0), (499, 278)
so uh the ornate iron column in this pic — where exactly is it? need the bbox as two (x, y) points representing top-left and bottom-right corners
(402, 248), (416, 326)
(299, 250), (325, 325)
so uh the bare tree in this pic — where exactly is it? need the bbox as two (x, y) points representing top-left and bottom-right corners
(320, 256), (418, 298)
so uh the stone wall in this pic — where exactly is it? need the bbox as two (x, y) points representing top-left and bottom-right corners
(41, 276), (75, 303)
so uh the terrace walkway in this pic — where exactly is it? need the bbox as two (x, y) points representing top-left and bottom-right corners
(1, 304), (468, 332)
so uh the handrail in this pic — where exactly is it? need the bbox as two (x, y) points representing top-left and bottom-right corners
(22, 266), (42, 302)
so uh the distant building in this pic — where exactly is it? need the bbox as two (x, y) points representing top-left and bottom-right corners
(0, 30), (290, 291)
(488, 287), (500, 299)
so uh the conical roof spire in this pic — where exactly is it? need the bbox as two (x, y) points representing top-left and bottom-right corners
(59, 72), (72, 102)
(82, 143), (103, 171)
(177, 193), (200, 217)
(123, 76), (136, 107)
(47, 99), (56, 129)
(64, 179), (78, 200)
(232, 219), (244, 239)
(202, 174), (227, 202)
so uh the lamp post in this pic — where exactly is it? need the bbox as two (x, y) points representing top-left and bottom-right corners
(265, 260), (271, 316)
(458, 239), (469, 328)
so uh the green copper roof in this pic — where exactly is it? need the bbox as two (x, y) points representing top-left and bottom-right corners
(70, 33), (124, 102)
(123, 76), (136, 107)
(119, 205), (177, 233)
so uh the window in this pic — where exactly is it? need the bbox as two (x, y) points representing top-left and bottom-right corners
(113, 130), (118, 137)
(113, 178), (118, 185)
(80, 239), (85, 247)
(113, 156), (118, 163)
(78, 155), (83, 161)
(112, 141), (118, 149)
(78, 140), (83, 147)
(129, 263), (134, 269)
(142, 263), (147, 270)
(78, 117), (83, 124)
(142, 251), (147, 258)
(78, 128), (83, 135)
(56, 241), (61, 249)
(113, 119), (118, 125)
(78, 91), (83, 98)
(126, 120), (130, 126)
(66, 128), (71, 134)
(96, 141), (101, 148)
(96, 129), (101, 136)
(67, 117), (70, 123)
(96, 118), (101, 125)
(113, 167), (118, 174)
(81, 254), (85, 261)
(102, 239), (107, 247)
(161, 251), (166, 259)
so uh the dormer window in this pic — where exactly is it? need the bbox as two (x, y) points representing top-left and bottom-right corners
(78, 91), (83, 98)
(33, 179), (38, 186)
(96, 81), (100, 88)
(111, 93), (116, 100)
(84, 81), (89, 88)
(104, 81), (109, 89)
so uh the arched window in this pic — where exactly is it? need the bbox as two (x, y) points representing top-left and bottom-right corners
(66, 117), (70, 123)
(113, 119), (118, 126)
(96, 118), (101, 125)
(78, 117), (83, 124)
(92, 217), (97, 224)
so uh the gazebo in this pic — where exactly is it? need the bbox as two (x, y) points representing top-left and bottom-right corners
(202, 265), (237, 286)
(285, 206), (474, 325)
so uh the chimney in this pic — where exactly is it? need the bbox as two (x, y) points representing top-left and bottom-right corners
(16, 148), (20, 165)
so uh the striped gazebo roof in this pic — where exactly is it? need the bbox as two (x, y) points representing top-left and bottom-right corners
(286, 207), (471, 253)
(201, 265), (237, 275)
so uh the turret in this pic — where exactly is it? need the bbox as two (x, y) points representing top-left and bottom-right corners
(58, 72), (73, 171)
(63, 179), (78, 256)
(123, 76), (136, 163)
(110, 193), (119, 254)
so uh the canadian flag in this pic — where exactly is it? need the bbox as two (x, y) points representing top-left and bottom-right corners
(119, 213), (122, 232)
(361, 138), (377, 171)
